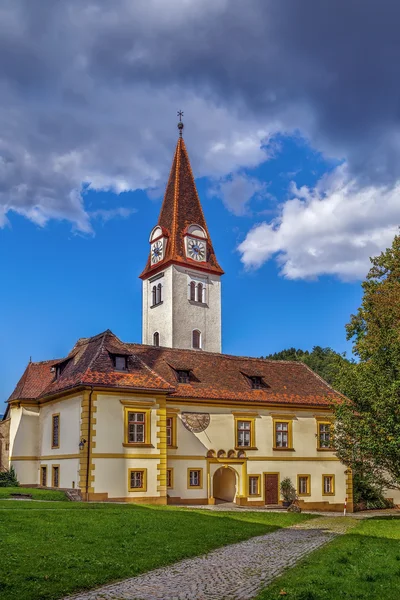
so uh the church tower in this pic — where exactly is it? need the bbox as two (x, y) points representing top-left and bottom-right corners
(140, 117), (224, 353)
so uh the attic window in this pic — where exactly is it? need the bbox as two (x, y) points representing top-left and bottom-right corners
(249, 376), (263, 389)
(55, 360), (69, 379)
(113, 355), (128, 371)
(176, 370), (190, 384)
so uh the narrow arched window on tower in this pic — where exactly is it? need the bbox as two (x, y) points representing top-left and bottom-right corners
(197, 283), (203, 303)
(192, 329), (201, 349)
(152, 285), (157, 307)
(156, 282), (162, 304)
(153, 332), (160, 347)
(190, 281), (196, 301)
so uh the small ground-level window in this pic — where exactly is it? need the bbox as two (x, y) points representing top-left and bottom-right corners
(52, 465), (60, 488)
(188, 469), (202, 488)
(192, 329), (201, 349)
(248, 475), (260, 496)
(322, 474), (335, 495)
(153, 332), (160, 347)
(297, 475), (311, 496)
(128, 469), (147, 492)
(40, 465), (47, 487)
(167, 468), (173, 488)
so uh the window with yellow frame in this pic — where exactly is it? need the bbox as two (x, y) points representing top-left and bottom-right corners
(51, 413), (60, 449)
(248, 474), (261, 496)
(123, 406), (152, 446)
(40, 465), (47, 487)
(272, 418), (293, 450)
(316, 420), (333, 450)
(51, 465), (60, 488)
(166, 414), (177, 448)
(322, 474), (335, 496)
(187, 468), (203, 488)
(167, 468), (174, 489)
(128, 469), (147, 492)
(297, 474), (311, 496)
(234, 416), (256, 449)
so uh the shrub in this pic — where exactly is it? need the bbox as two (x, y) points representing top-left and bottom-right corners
(0, 466), (19, 487)
(280, 477), (297, 503)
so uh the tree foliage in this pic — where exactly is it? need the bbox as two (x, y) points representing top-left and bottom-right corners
(264, 346), (348, 386)
(333, 234), (400, 491)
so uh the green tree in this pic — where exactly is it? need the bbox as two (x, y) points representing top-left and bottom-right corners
(333, 234), (400, 491)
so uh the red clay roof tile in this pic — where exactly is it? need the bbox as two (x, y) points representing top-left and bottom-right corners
(7, 331), (337, 407)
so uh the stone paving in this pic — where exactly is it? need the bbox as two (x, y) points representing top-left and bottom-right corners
(66, 517), (357, 600)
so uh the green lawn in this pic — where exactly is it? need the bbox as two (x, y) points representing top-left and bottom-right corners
(258, 516), (400, 600)
(0, 501), (312, 600)
(0, 487), (68, 502)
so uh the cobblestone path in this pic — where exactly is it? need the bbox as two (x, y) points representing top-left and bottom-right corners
(66, 517), (357, 600)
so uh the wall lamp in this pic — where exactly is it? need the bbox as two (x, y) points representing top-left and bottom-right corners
(79, 438), (87, 451)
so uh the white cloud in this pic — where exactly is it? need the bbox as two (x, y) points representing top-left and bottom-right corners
(238, 164), (400, 280)
(208, 173), (269, 216)
(90, 207), (137, 223)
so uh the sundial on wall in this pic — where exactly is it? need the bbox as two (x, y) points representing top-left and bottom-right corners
(181, 412), (210, 433)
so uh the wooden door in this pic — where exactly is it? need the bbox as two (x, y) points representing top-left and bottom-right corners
(265, 474), (279, 505)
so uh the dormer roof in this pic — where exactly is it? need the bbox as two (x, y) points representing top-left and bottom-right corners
(140, 136), (224, 278)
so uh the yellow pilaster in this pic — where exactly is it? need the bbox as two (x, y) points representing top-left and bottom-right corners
(79, 390), (97, 500)
(156, 398), (167, 502)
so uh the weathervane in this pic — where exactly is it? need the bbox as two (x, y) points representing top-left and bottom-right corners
(177, 110), (184, 137)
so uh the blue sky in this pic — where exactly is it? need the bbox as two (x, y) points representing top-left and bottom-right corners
(1, 1), (400, 411)
(0, 133), (361, 408)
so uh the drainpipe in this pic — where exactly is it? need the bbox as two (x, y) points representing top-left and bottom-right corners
(85, 386), (94, 501)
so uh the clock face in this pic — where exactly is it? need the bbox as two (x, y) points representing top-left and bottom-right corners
(151, 240), (163, 264)
(187, 238), (206, 261)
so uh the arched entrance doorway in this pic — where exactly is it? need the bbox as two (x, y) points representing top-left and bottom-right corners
(213, 467), (237, 503)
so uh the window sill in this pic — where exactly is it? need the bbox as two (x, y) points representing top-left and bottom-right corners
(272, 447), (295, 451)
(188, 300), (209, 308)
(123, 443), (154, 448)
(188, 485), (203, 489)
(322, 493), (335, 496)
(317, 447), (334, 452)
(298, 493), (311, 497)
(248, 494), (261, 497)
(234, 446), (258, 451)
(51, 446), (60, 450)
(128, 488), (147, 492)
(167, 445), (178, 449)
(150, 301), (163, 309)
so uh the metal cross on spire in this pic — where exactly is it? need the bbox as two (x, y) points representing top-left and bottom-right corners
(177, 110), (184, 137)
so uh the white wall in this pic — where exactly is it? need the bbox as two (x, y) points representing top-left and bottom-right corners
(142, 264), (222, 352)
(172, 265), (221, 353)
(39, 396), (81, 456)
(142, 268), (173, 347)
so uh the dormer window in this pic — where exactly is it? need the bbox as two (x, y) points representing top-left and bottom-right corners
(250, 376), (262, 389)
(113, 355), (128, 371)
(176, 370), (190, 384)
(54, 359), (69, 380)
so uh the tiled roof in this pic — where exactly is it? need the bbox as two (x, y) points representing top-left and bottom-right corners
(7, 331), (173, 402)
(140, 137), (224, 278)
(7, 331), (337, 407)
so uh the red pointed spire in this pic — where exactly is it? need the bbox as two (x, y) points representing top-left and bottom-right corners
(140, 135), (223, 279)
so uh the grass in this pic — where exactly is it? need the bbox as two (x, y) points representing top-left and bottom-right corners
(258, 516), (400, 600)
(0, 487), (68, 502)
(0, 501), (312, 600)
